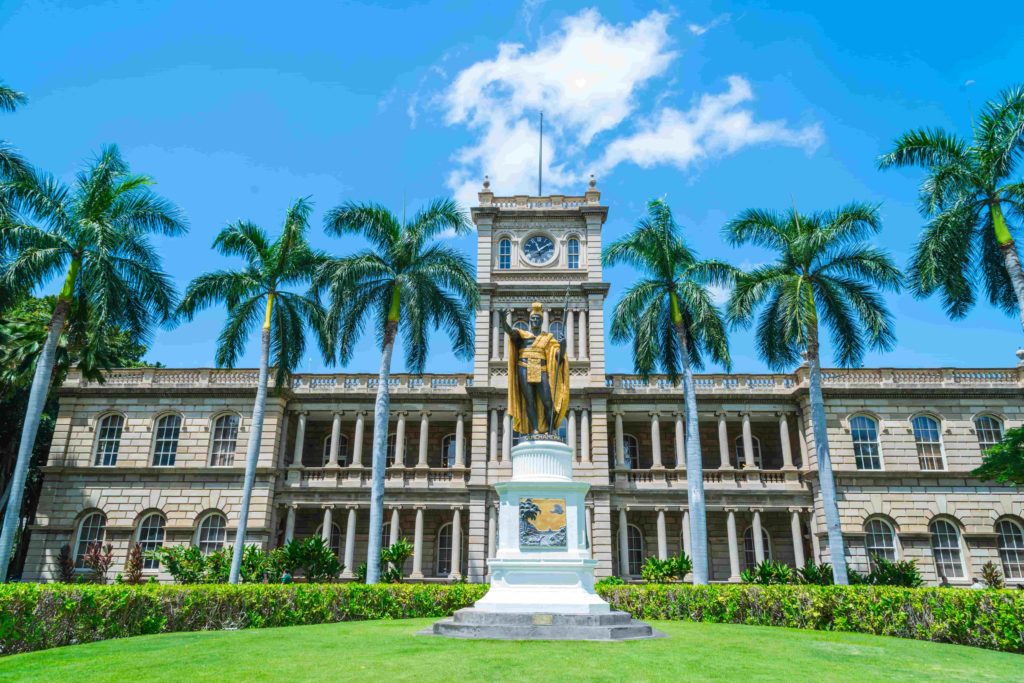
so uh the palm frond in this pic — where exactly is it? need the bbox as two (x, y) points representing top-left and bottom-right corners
(877, 128), (968, 170)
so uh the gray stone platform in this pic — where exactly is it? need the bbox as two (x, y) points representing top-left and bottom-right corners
(426, 608), (664, 641)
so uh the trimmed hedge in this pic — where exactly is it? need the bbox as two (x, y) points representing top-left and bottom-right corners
(598, 584), (1024, 653)
(0, 583), (486, 655)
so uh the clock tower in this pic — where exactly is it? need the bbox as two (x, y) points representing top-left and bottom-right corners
(465, 175), (614, 580)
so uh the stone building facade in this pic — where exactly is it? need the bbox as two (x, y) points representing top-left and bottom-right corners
(23, 181), (1024, 586)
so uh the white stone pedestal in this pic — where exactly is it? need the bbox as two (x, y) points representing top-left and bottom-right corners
(472, 439), (610, 615)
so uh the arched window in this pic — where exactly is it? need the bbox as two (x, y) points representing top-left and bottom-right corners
(441, 433), (461, 468)
(381, 521), (402, 549)
(94, 414), (125, 466)
(322, 434), (350, 466)
(743, 526), (772, 569)
(385, 436), (397, 466)
(929, 519), (965, 579)
(436, 522), (453, 576)
(864, 518), (897, 567)
(210, 414), (240, 466)
(850, 415), (882, 470)
(315, 522), (342, 557)
(513, 320), (529, 331)
(734, 435), (763, 468)
(74, 512), (106, 567)
(497, 238), (512, 269)
(974, 415), (1004, 452)
(196, 512), (228, 555)
(137, 513), (166, 569)
(567, 238), (580, 269)
(623, 434), (639, 470)
(996, 518), (1024, 580)
(548, 320), (565, 339)
(912, 415), (945, 470)
(626, 524), (645, 576)
(152, 414), (182, 467)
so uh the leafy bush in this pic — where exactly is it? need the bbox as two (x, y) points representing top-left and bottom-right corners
(147, 542), (344, 584)
(640, 553), (693, 584)
(122, 544), (144, 585)
(865, 558), (923, 587)
(597, 584), (1024, 653)
(0, 583), (488, 655)
(55, 545), (76, 584)
(380, 539), (414, 584)
(740, 560), (793, 585)
(981, 561), (1005, 589)
(81, 542), (113, 584)
(796, 560), (832, 585)
(302, 537), (343, 583)
(595, 576), (626, 590)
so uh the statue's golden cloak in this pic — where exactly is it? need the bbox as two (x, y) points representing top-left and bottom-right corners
(507, 329), (570, 434)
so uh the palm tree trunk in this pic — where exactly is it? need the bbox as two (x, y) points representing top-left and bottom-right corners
(806, 332), (849, 585)
(228, 297), (273, 584)
(991, 202), (1024, 331)
(366, 321), (397, 585)
(676, 324), (709, 584)
(0, 296), (71, 581)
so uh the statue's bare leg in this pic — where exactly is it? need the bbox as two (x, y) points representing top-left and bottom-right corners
(517, 366), (539, 433)
(539, 373), (555, 433)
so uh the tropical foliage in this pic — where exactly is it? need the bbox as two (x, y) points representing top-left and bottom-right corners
(0, 145), (186, 579)
(640, 553), (693, 584)
(604, 199), (735, 585)
(971, 425), (1024, 485)
(878, 85), (1024, 327)
(146, 538), (343, 585)
(178, 198), (326, 583)
(725, 202), (901, 584)
(314, 198), (476, 583)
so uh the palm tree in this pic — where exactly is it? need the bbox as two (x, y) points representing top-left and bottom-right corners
(878, 85), (1024, 328)
(0, 145), (186, 580)
(603, 199), (734, 585)
(315, 198), (476, 583)
(0, 81), (29, 184)
(724, 202), (901, 584)
(178, 198), (326, 584)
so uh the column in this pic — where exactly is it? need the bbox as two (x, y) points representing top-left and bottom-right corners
(487, 505), (497, 558)
(489, 408), (499, 463)
(351, 411), (365, 468)
(617, 509), (630, 577)
(741, 412), (755, 469)
(796, 413), (810, 468)
(581, 408), (591, 463)
(674, 412), (684, 470)
(292, 411), (307, 467)
(567, 409), (577, 459)
(503, 311), (512, 361)
(490, 309), (499, 360)
(726, 509), (740, 581)
(411, 508), (425, 578)
(328, 412), (342, 467)
(393, 411), (406, 468)
(284, 504), (297, 543)
(809, 509), (822, 562)
(650, 412), (664, 469)
(579, 309), (589, 360)
(752, 509), (765, 564)
(614, 412), (625, 469)
(717, 412), (732, 469)
(389, 508), (400, 547)
(342, 507), (357, 578)
(566, 310), (575, 360)
(417, 411), (430, 469)
(779, 412), (795, 470)
(450, 508), (463, 579)
(585, 505), (593, 551)
(790, 508), (806, 567)
(501, 410), (512, 461)
(656, 509), (668, 560)
(454, 413), (466, 468)
(681, 509), (691, 558)
(321, 505), (333, 544)
(542, 308), (549, 332)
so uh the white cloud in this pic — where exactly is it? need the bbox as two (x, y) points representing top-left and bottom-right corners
(596, 76), (824, 174)
(440, 9), (824, 209)
(687, 14), (730, 36)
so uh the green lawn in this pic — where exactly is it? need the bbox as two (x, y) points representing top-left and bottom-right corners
(0, 619), (1019, 682)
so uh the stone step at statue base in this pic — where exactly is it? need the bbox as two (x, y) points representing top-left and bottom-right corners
(425, 608), (663, 641)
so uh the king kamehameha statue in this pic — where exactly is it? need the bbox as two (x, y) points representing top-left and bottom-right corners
(501, 301), (570, 437)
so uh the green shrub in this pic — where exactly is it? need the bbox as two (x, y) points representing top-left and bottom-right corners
(147, 542), (343, 584)
(796, 560), (833, 585)
(0, 583), (488, 655)
(981, 561), (1005, 589)
(597, 584), (1024, 653)
(594, 576), (626, 590)
(640, 553), (693, 584)
(865, 558), (924, 587)
(302, 537), (343, 583)
(740, 560), (793, 585)
(380, 539), (414, 584)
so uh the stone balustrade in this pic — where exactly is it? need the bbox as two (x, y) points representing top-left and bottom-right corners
(287, 465), (470, 489)
(613, 468), (805, 490)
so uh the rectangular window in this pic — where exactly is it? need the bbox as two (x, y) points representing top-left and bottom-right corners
(497, 239), (511, 270)
(94, 415), (124, 466)
(153, 415), (181, 467)
(567, 239), (580, 269)
(912, 416), (944, 471)
(211, 415), (239, 466)
(850, 416), (881, 470)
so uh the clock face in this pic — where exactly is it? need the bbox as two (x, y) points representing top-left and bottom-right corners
(522, 235), (555, 264)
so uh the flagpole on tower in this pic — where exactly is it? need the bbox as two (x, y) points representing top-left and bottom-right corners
(538, 112), (543, 196)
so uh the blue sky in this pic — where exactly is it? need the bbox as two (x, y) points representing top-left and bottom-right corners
(3, 0), (1023, 375)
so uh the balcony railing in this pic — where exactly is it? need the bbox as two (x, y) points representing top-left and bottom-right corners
(287, 466), (469, 489)
(613, 467), (806, 490)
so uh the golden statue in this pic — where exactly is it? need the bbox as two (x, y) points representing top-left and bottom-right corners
(501, 301), (570, 435)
